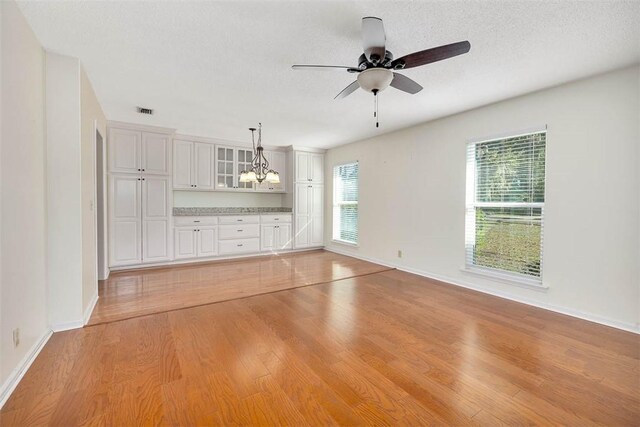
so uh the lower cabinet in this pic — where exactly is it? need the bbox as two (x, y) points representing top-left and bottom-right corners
(219, 238), (260, 255)
(174, 226), (218, 259)
(261, 224), (292, 251)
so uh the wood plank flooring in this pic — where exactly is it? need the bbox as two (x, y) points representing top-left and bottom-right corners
(89, 250), (391, 325)
(2, 253), (639, 426)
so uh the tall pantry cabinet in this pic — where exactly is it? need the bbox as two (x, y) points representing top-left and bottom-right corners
(108, 125), (173, 267)
(291, 151), (325, 248)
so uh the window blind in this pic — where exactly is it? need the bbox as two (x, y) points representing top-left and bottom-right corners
(333, 162), (359, 244)
(465, 130), (546, 280)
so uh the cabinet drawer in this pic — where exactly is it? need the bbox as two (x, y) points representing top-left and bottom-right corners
(174, 216), (218, 226)
(218, 224), (260, 239)
(218, 215), (260, 224)
(260, 214), (292, 223)
(219, 238), (260, 255)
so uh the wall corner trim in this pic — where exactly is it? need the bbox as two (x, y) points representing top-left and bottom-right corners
(83, 292), (99, 325)
(0, 329), (53, 409)
(324, 247), (640, 335)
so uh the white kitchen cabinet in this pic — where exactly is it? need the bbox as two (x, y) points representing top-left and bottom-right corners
(109, 128), (140, 174)
(109, 128), (170, 175)
(295, 151), (324, 183)
(294, 183), (324, 248)
(109, 175), (142, 265)
(174, 225), (218, 259)
(141, 177), (171, 262)
(142, 133), (171, 175)
(261, 224), (292, 251)
(215, 146), (254, 191)
(197, 226), (218, 257)
(173, 140), (215, 190)
(109, 174), (171, 267)
(174, 227), (197, 259)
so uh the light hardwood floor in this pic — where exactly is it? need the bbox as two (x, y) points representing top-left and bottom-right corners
(1, 252), (638, 425)
(89, 250), (392, 325)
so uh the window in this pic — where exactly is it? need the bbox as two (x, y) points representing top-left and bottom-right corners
(465, 129), (546, 283)
(333, 162), (359, 245)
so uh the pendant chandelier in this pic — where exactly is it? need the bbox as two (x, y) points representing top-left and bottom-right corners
(239, 123), (280, 184)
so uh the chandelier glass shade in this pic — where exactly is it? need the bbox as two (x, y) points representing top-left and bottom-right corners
(239, 123), (280, 184)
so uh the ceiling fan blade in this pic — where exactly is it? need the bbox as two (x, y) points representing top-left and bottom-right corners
(292, 65), (360, 73)
(391, 41), (471, 70)
(334, 81), (360, 99)
(390, 73), (423, 94)
(362, 17), (386, 63)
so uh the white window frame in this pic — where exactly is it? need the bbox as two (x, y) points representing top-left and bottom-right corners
(332, 161), (359, 246)
(463, 127), (547, 289)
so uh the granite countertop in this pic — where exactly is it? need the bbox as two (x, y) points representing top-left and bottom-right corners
(173, 207), (293, 216)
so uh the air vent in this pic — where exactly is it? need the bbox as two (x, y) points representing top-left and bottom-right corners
(137, 107), (153, 115)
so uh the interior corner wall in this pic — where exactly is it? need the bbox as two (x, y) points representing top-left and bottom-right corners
(80, 67), (106, 315)
(0, 0), (49, 392)
(46, 51), (84, 330)
(324, 65), (640, 332)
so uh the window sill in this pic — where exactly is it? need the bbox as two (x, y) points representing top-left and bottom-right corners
(461, 266), (548, 291)
(331, 239), (359, 248)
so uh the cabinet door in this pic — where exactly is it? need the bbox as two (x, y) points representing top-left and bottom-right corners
(194, 143), (215, 190)
(142, 176), (170, 262)
(142, 132), (170, 175)
(173, 140), (194, 189)
(269, 151), (286, 191)
(309, 184), (324, 216)
(294, 215), (311, 248)
(310, 216), (324, 247)
(277, 224), (293, 249)
(261, 225), (276, 251)
(109, 175), (142, 265)
(174, 227), (197, 259)
(197, 226), (218, 257)
(296, 184), (311, 215)
(296, 152), (310, 182)
(310, 154), (324, 183)
(109, 128), (140, 173)
(216, 146), (235, 189)
(236, 148), (254, 190)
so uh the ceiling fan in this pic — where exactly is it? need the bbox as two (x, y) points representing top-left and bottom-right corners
(292, 17), (471, 126)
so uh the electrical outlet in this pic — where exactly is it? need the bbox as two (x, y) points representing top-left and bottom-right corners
(397, 250), (402, 258)
(13, 328), (20, 347)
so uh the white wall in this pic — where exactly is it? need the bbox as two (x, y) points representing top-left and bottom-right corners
(45, 52), (84, 329)
(325, 66), (640, 332)
(0, 0), (49, 397)
(173, 191), (284, 208)
(80, 68), (106, 313)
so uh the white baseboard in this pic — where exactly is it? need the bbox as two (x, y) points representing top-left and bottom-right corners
(50, 320), (84, 332)
(0, 329), (53, 409)
(83, 291), (99, 325)
(325, 247), (640, 334)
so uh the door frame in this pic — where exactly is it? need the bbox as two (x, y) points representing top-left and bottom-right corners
(94, 121), (109, 280)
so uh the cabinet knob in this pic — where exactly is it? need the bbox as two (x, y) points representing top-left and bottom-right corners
(237, 244), (243, 247)
(142, 169), (145, 172)
(138, 168), (141, 172)
(237, 229), (243, 232)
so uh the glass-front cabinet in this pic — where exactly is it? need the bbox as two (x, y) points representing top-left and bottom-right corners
(215, 146), (255, 191)
(216, 146), (235, 189)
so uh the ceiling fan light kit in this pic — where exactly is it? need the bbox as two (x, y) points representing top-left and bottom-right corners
(292, 16), (471, 127)
(239, 123), (280, 184)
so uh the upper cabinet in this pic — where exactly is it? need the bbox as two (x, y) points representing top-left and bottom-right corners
(295, 151), (324, 183)
(173, 140), (215, 190)
(215, 145), (252, 191)
(109, 128), (171, 175)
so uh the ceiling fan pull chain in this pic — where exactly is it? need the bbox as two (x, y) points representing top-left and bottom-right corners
(372, 89), (379, 128)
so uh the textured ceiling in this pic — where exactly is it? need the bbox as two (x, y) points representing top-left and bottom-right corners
(18, 1), (640, 148)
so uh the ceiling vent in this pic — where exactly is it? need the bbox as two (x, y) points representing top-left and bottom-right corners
(137, 106), (153, 115)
